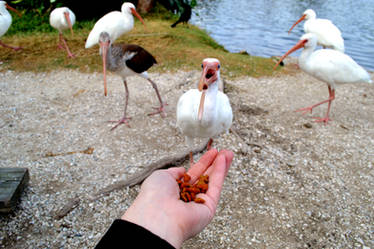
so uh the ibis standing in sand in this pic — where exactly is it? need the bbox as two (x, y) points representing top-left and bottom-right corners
(97, 32), (166, 131)
(85, 2), (145, 97)
(288, 9), (345, 53)
(274, 33), (372, 124)
(49, 7), (75, 58)
(177, 58), (233, 166)
(0, 0), (22, 51)
(85, 2), (145, 49)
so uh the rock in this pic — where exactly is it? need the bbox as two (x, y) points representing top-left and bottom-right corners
(238, 50), (250, 55)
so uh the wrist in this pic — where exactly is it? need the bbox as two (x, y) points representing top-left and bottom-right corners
(121, 199), (184, 248)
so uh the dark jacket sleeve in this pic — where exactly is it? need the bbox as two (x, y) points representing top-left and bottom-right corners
(95, 219), (176, 249)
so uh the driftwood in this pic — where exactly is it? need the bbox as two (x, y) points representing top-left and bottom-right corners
(230, 127), (263, 149)
(54, 141), (208, 219)
(55, 197), (80, 220)
(92, 140), (209, 200)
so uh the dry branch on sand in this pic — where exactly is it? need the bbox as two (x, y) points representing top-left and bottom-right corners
(54, 141), (208, 220)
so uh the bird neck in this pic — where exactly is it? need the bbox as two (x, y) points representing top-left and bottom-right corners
(201, 81), (219, 121)
(205, 81), (219, 100)
(122, 10), (134, 27)
(299, 46), (315, 69)
(101, 44), (121, 72)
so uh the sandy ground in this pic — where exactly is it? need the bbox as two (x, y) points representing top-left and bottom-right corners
(0, 66), (373, 249)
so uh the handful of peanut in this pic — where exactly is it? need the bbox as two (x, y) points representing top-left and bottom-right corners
(176, 173), (209, 204)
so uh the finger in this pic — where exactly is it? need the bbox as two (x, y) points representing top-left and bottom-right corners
(205, 151), (233, 207)
(166, 167), (186, 179)
(205, 149), (233, 177)
(187, 149), (218, 183)
(221, 150), (234, 176)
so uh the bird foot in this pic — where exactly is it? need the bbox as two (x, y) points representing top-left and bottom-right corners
(313, 116), (331, 124)
(147, 103), (168, 118)
(108, 116), (132, 131)
(67, 53), (76, 58)
(190, 161), (194, 168)
(189, 157), (195, 168)
(57, 44), (64, 50)
(295, 106), (313, 115)
(189, 151), (194, 168)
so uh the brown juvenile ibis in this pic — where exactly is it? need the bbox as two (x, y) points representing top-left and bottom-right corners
(99, 31), (167, 130)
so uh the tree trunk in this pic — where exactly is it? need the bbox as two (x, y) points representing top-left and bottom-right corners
(137, 0), (155, 13)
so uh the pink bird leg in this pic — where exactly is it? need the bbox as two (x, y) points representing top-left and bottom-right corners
(146, 79), (168, 117)
(189, 151), (194, 167)
(109, 80), (132, 131)
(0, 40), (22, 51)
(58, 33), (74, 58)
(295, 86), (335, 124)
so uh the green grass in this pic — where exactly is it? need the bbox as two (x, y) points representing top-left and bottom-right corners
(0, 5), (284, 78)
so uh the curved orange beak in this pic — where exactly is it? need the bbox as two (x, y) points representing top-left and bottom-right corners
(5, 3), (22, 17)
(273, 39), (307, 70)
(99, 40), (110, 96)
(197, 64), (218, 121)
(130, 8), (146, 29)
(288, 14), (306, 34)
(64, 11), (74, 35)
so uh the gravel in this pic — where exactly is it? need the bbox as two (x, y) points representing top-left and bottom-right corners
(0, 68), (373, 249)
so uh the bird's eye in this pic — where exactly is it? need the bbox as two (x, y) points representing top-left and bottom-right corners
(218, 64), (221, 69)
(201, 64), (203, 68)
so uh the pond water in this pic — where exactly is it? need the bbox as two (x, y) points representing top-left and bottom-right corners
(190, 0), (374, 71)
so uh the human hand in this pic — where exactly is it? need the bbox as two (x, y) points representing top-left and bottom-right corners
(121, 149), (234, 248)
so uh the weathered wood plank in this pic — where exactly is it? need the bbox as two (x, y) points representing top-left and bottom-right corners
(0, 168), (29, 213)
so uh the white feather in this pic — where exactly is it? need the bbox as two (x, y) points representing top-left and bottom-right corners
(176, 74), (233, 148)
(0, 1), (11, 37)
(85, 3), (136, 48)
(299, 33), (372, 88)
(49, 7), (76, 33)
(302, 9), (345, 52)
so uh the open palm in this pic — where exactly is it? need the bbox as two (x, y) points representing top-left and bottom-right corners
(122, 149), (234, 248)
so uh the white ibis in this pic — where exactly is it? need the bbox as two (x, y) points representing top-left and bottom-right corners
(98, 32), (166, 130)
(49, 7), (75, 58)
(0, 0), (22, 51)
(176, 58), (233, 166)
(85, 2), (145, 49)
(274, 33), (372, 124)
(288, 9), (344, 53)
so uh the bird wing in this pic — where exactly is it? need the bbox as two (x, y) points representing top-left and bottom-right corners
(308, 49), (371, 84)
(216, 92), (233, 132)
(67, 8), (76, 26)
(49, 8), (76, 31)
(123, 44), (157, 73)
(85, 11), (127, 48)
(176, 89), (200, 134)
(305, 19), (344, 52)
(0, 8), (11, 36)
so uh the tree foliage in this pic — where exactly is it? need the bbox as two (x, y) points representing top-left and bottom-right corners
(158, 0), (196, 14)
(10, 0), (137, 19)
